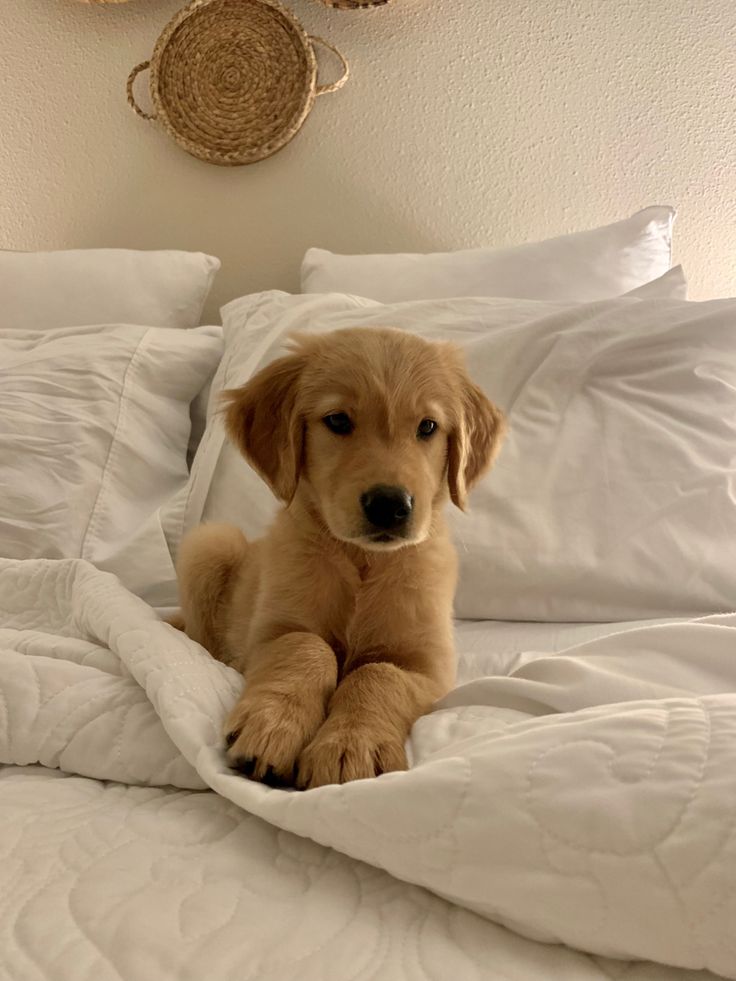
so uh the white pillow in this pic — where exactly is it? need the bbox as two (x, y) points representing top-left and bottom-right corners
(301, 206), (676, 303)
(177, 267), (734, 623)
(0, 249), (220, 331)
(0, 323), (223, 606)
(181, 267), (686, 539)
(625, 265), (687, 300)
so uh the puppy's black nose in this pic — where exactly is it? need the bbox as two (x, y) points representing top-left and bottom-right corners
(361, 485), (414, 531)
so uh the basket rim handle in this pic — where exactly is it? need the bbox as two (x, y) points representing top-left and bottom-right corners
(127, 61), (156, 120)
(310, 36), (350, 96)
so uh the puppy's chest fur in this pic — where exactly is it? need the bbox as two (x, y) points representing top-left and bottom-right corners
(251, 537), (412, 666)
(268, 538), (385, 666)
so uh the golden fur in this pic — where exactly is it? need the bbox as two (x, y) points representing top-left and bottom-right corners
(174, 326), (505, 789)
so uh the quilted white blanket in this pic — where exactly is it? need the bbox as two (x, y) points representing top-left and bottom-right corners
(1, 557), (735, 980)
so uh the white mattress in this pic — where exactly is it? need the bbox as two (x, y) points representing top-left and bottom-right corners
(0, 559), (729, 981)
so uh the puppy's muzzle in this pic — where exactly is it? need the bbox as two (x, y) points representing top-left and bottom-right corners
(360, 485), (414, 538)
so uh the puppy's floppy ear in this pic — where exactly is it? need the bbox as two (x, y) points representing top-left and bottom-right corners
(222, 353), (305, 503)
(447, 367), (506, 511)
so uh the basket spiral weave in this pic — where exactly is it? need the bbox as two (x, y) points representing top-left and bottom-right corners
(127, 0), (349, 166)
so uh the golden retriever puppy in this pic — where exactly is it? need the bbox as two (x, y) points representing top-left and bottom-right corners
(175, 326), (505, 789)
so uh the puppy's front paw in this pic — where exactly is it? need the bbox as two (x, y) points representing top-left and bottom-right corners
(295, 725), (408, 789)
(224, 690), (326, 787)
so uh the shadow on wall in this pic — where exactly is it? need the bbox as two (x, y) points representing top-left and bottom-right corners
(81, 135), (440, 322)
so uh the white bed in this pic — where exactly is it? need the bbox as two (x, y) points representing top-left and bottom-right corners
(2, 224), (735, 981)
(0, 566), (726, 981)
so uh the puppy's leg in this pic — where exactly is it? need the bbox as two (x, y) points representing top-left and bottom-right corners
(165, 611), (186, 631)
(225, 632), (338, 786)
(296, 664), (442, 789)
(176, 523), (247, 665)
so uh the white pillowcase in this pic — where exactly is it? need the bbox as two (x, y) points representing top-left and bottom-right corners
(182, 268), (686, 539)
(0, 323), (223, 606)
(301, 206), (676, 303)
(625, 265), (687, 300)
(0, 249), (220, 331)
(178, 267), (732, 623)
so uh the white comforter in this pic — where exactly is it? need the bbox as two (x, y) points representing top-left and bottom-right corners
(1, 558), (734, 981)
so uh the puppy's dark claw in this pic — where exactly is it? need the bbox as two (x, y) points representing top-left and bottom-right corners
(232, 756), (256, 777)
(262, 765), (294, 789)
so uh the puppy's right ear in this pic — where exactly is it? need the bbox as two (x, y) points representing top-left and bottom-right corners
(222, 353), (305, 503)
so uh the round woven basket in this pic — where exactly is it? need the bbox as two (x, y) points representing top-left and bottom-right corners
(127, 0), (349, 166)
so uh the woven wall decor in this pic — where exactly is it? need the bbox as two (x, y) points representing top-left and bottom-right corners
(127, 0), (349, 166)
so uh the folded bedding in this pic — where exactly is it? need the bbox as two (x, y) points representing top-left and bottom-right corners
(1, 557), (735, 979)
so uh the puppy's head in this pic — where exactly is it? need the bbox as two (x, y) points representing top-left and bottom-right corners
(223, 327), (505, 551)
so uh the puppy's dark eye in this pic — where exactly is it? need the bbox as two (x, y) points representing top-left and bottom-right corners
(417, 418), (438, 439)
(323, 412), (354, 435)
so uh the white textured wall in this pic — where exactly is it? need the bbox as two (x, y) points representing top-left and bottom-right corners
(1, 0), (734, 320)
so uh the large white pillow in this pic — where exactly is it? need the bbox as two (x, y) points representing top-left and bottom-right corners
(177, 267), (732, 623)
(301, 206), (676, 303)
(0, 323), (223, 606)
(0, 249), (220, 331)
(180, 267), (686, 539)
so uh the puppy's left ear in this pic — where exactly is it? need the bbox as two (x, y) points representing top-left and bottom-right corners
(447, 372), (506, 511)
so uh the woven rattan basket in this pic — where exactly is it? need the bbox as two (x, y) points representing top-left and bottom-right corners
(127, 0), (349, 166)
